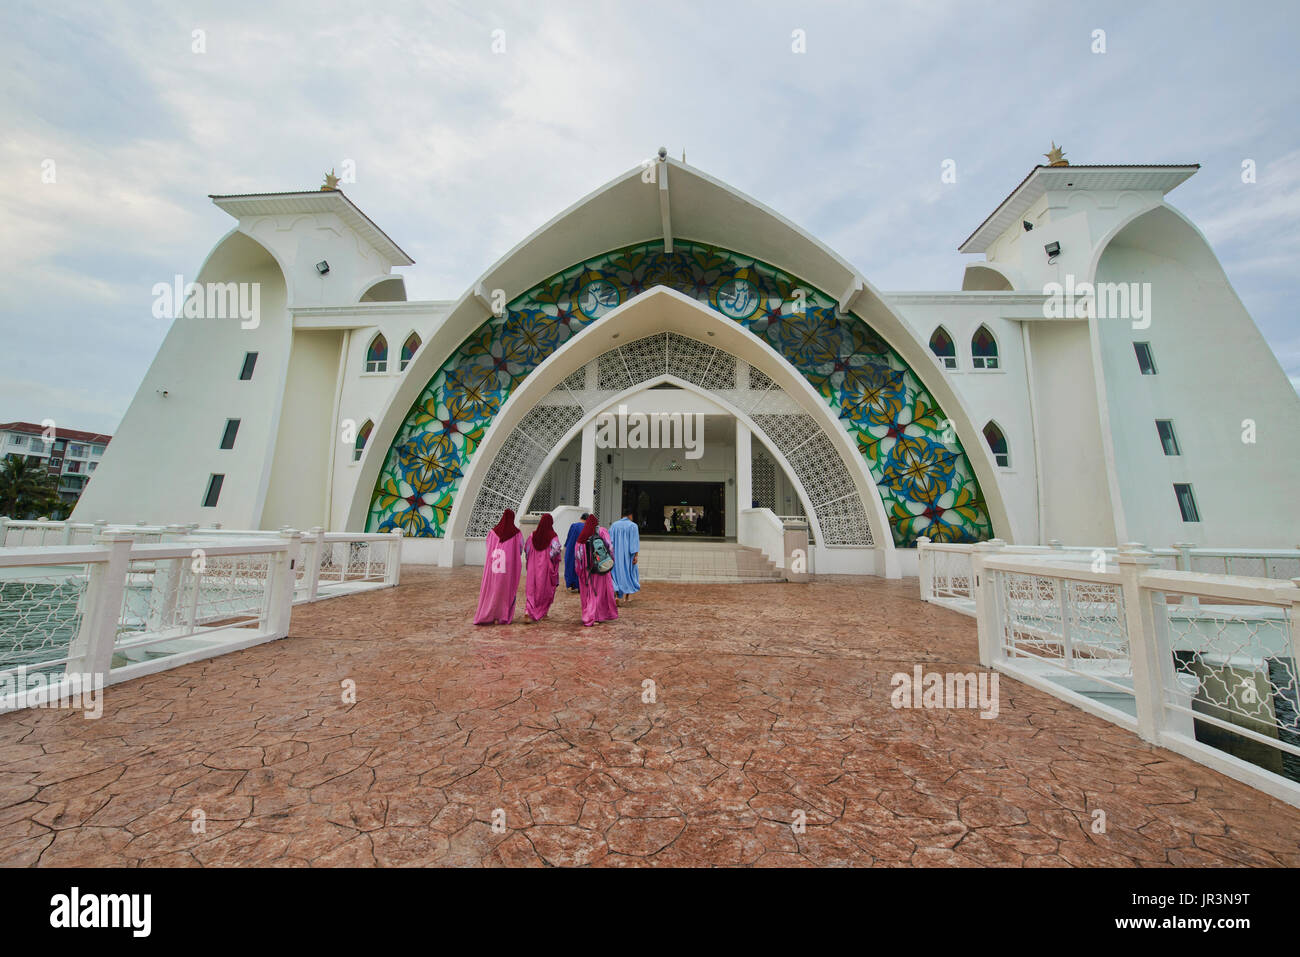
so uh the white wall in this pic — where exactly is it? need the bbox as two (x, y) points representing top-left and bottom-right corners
(887, 298), (1040, 544)
(1095, 208), (1300, 548)
(1028, 321), (1117, 545)
(262, 330), (342, 530)
(73, 232), (290, 527)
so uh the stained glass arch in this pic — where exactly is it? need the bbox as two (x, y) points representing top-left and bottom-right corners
(929, 326), (957, 370)
(354, 419), (373, 462)
(365, 333), (388, 374)
(400, 332), (420, 372)
(971, 325), (999, 370)
(367, 239), (994, 546)
(982, 420), (1009, 468)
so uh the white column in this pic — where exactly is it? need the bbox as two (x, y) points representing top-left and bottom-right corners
(735, 419), (752, 514)
(579, 420), (597, 512)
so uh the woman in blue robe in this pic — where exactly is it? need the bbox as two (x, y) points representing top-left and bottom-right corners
(610, 511), (640, 601)
(562, 513), (588, 591)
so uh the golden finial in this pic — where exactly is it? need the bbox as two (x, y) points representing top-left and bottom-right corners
(1044, 142), (1069, 167)
(320, 169), (341, 191)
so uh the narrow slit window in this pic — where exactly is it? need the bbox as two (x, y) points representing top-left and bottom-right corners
(202, 474), (225, 508)
(1134, 342), (1157, 375)
(1174, 483), (1200, 522)
(929, 326), (957, 370)
(353, 419), (373, 462)
(365, 334), (388, 373)
(971, 325), (999, 370)
(220, 419), (240, 450)
(1155, 419), (1180, 456)
(982, 421), (1010, 468)
(239, 352), (258, 380)
(400, 333), (421, 372)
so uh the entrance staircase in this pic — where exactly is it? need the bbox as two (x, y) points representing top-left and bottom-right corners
(634, 539), (784, 583)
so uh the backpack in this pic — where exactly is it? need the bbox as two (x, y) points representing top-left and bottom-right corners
(586, 533), (615, 575)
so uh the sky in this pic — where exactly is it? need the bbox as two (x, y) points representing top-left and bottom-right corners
(2, 0), (1298, 435)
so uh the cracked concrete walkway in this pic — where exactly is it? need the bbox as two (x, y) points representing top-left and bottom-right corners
(2, 566), (1298, 867)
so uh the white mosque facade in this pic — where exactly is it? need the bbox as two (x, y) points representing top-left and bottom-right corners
(72, 155), (1300, 577)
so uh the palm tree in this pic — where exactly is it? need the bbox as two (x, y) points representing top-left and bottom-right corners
(0, 454), (63, 518)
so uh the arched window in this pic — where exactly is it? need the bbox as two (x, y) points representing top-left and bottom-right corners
(929, 326), (957, 370)
(971, 325), (999, 370)
(399, 332), (420, 372)
(365, 334), (388, 373)
(353, 419), (373, 462)
(983, 421), (1009, 468)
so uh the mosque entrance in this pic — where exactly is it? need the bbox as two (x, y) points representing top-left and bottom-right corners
(622, 480), (725, 538)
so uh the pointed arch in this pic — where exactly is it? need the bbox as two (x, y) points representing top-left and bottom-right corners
(971, 324), (999, 370)
(982, 420), (1009, 468)
(364, 333), (388, 373)
(928, 325), (957, 370)
(365, 249), (1002, 553)
(399, 332), (421, 372)
(354, 419), (373, 462)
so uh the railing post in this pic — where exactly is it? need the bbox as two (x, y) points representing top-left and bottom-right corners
(916, 536), (932, 600)
(972, 538), (1006, 668)
(1048, 539), (1063, 550)
(1117, 543), (1164, 743)
(0, 516), (8, 547)
(782, 518), (810, 583)
(65, 532), (134, 684)
(304, 527), (324, 601)
(146, 555), (185, 633)
(386, 528), (403, 587)
(1172, 541), (1200, 611)
(268, 531), (301, 637)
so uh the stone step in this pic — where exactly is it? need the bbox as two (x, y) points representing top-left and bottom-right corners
(633, 541), (784, 583)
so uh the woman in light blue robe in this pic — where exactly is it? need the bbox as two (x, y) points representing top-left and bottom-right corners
(610, 512), (640, 601)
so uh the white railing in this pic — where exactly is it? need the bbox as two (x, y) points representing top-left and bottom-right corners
(296, 529), (402, 601)
(917, 538), (1295, 616)
(967, 542), (1300, 807)
(0, 518), (287, 548)
(0, 526), (402, 714)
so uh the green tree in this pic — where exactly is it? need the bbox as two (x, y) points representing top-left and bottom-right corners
(0, 454), (63, 519)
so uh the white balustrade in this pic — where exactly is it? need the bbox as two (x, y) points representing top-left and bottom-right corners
(0, 523), (402, 715)
(964, 543), (1300, 807)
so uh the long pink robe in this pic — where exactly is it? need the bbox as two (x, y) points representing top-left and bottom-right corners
(524, 535), (562, 621)
(575, 528), (619, 627)
(474, 529), (522, 625)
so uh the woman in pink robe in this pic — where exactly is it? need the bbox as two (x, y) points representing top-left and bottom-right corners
(574, 515), (618, 627)
(524, 513), (562, 622)
(473, 509), (522, 625)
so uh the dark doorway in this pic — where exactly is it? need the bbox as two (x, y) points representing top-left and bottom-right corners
(622, 481), (725, 537)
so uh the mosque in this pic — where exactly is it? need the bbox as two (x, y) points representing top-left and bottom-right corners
(72, 148), (1300, 577)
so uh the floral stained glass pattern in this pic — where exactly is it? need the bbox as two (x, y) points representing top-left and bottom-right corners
(367, 240), (993, 545)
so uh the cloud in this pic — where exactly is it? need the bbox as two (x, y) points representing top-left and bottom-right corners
(1, 0), (1298, 428)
